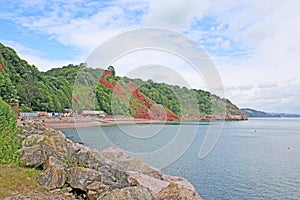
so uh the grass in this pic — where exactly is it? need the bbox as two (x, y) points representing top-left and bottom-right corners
(0, 164), (49, 198)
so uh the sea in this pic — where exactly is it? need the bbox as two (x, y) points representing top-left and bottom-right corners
(61, 118), (300, 200)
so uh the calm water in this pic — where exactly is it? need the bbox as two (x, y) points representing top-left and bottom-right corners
(62, 118), (300, 200)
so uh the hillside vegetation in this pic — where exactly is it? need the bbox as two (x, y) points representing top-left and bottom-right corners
(0, 42), (246, 120)
(0, 97), (22, 164)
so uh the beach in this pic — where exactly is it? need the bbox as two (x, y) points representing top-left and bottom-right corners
(41, 116), (171, 129)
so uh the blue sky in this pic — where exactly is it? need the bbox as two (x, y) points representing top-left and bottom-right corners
(0, 0), (300, 114)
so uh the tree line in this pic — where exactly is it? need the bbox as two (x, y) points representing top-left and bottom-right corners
(0, 42), (231, 117)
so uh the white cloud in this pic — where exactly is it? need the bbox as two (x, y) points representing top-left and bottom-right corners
(142, 0), (209, 30)
(225, 83), (300, 114)
(200, 0), (300, 112)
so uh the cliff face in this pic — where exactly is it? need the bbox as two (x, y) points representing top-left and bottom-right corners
(17, 120), (202, 199)
(225, 102), (248, 120)
(99, 70), (180, 121)
(99, 69), (247, 121)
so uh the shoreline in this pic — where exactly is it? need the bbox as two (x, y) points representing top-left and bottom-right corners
(42, 117), (247, 129)
(20, 113), (248, 129)
(42, 118), (176, 129)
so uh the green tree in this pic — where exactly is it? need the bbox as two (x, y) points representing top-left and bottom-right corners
(0, 73), (17, 102)
(0, 97), (22, 164)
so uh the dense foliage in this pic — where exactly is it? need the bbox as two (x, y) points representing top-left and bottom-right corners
(0, 42), (234, 118)
(0, 97), (22, 164)
(0, 43), (100, 112)
(95, 72), (221, 117)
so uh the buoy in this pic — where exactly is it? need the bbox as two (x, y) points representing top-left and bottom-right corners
(288, 146), (291, 150)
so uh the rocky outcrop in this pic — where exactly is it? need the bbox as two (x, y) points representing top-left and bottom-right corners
(225, 101), (248, 120)
(18, 120), (202, 200)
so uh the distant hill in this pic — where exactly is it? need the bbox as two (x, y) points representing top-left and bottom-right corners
(0, 42), (247, 120)
(241, 108), (300, 118)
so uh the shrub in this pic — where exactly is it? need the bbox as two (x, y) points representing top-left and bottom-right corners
(0, 97), (22, 164)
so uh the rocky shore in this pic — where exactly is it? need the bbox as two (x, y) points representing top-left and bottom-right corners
(14, 119), (202, 200)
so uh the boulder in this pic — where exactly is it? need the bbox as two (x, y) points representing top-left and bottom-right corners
(39, 133), (69, 161)
(86, 181), (110, 200)
(19, 144), (47, 168)
(126, 172), (201, 199)
(102, 146), (162, 179)
(21, 134), (47, 147)
(162, 175), (197, 193)
(97, 186), (153, 200)
(44, 156), (64, 169)
(19, 129), (71, 168)
(37, 165), (67, 190)
(157, 182), (202, 200)
(66, 167), (102, 191)
(127, 172), (169, 195)
(87, 149), (113, 170)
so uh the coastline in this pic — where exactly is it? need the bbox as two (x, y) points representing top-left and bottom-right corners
(42, 117), (247, 129)
(42, 117), (177, 129)
(17, 119), (203, 199)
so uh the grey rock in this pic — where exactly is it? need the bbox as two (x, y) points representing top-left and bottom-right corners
(97, 186), (153, 200)
(102, 146), (162, 179)
(19, 144), (47, 168)
(22, 134), (47, 147)
(37, 165), (67, 190)
(157, 182), (202, 200)
(44, 156), (64, 169)
(66, 167), (102, 191)
(86, 181), (110, 200)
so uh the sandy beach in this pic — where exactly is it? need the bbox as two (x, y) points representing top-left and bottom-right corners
(42, 116), (171, 129)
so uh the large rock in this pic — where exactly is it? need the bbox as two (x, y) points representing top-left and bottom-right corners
(97, 186), (154, 200)
(158, 182), (202, 200)
(19, 129), (71, 168)
(18, 120), (47, 135)
(126, 172), (201, 199)
(127, 172), (169, 195)
(39, 132), (69, 161)
(162, 174), (198, 193)
(66, 167), (102, 191)
(86, 181), (110, 200)
(37, 165), (67, 190)
(19, 144), (47, 168)
(21, 134), (47, 147)
(44, 156), (64, 169)
(102, 146), (162, 179)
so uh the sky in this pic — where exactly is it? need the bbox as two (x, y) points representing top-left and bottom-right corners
(0, 0), (300, 114)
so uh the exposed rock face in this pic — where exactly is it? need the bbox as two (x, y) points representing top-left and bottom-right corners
(225, 102), (248, 120)
(99, 70), (180, 121)
(18, 120), (202, 200)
